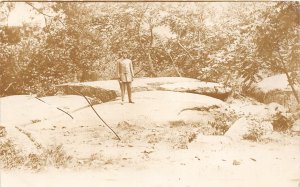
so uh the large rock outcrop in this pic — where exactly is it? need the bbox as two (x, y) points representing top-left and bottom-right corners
(4, 77), (297, 158)
(8, 91), (235, 156)
(56, 77), (232, 101)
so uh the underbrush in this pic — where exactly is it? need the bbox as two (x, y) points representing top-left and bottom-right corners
(242, 126), (265, 142)
(0, 140), (24, 169)
(242, 112), (295, 142)
(0, 140), (72, 171)
(209, 110), (237, 135)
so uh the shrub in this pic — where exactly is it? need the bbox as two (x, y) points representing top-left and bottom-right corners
(272, 112), (291, 132)
(0, 140), (72, 170)
(0, 126), (7, 137)
(0, 140), (24, 169)
(243, 126), (265, 142)
(41, 144), (72, 168)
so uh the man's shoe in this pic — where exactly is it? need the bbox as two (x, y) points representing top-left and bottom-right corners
(129, 101), (134, 104)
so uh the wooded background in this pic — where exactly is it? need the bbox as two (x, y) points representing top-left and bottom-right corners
(0, 2), (299, 97)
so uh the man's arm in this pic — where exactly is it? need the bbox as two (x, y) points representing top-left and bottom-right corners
(130, 60), (134, 78)
(116, 61), (121, 80)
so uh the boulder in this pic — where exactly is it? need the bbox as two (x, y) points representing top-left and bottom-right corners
(225, 117), (273, 141)
(230, 99), (292, 122)
(247, 74), (300, 111)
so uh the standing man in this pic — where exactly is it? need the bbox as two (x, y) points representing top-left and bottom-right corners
(117, 51), (134, 104)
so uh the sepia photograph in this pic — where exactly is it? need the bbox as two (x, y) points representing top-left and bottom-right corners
(0, 1), (299, 186)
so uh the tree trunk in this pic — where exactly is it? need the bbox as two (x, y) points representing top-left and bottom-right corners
(136, 10), (157, 77)
(177, 40), (194, 60)
(277, 50), (300, 104)
(160, 41), (182, 77)
(283, 71), (300, 104)
(167, 52), (182, 77)
(147, 26), (157, 77)
(147, 52), (157, 77)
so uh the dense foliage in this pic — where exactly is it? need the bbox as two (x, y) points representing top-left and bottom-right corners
(0, 2), (299, 98)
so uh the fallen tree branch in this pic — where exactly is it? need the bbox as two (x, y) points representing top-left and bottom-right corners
(56, 107), (74, 119)
(177, 105), (220, 115)
(68, 87), (121, 141)
(34, 97), (74, 119)
(15, 126), (43, 150)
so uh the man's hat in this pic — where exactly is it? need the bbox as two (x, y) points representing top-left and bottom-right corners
(121, 50), (129, 54)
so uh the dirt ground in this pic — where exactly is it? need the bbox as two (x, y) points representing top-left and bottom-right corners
(2, 135), (299, 187)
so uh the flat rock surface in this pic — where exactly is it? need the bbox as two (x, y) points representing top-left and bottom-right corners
(1, 78), (299, 187)
(0, 95), (89, 126)
(21, 91), (227, 156)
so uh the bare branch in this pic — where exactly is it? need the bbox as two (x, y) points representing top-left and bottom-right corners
(4, 82), (15, 92)
(25, 2), (66, 27)
(161, 42), (182, 77)
(25, 2), (51, 18)
(177, 40), (195, 60)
